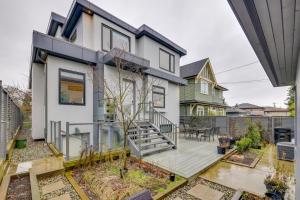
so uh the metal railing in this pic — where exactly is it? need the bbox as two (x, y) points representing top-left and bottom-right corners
(138, 102), (178, 147)
(0, 81), (23, 159)
(50, 121), (124, 160)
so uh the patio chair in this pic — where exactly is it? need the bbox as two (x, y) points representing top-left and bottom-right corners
(200, 128), (212, 142)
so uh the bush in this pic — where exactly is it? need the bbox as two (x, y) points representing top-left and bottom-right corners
(236, 137), (252, 153)
(246, 123), (261, 148)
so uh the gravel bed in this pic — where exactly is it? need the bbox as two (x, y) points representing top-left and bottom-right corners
(38, 174), (80, 200)
(11, 129), (53, 164)
(164, 177), (236, 200)
(7, 175), (31, 200)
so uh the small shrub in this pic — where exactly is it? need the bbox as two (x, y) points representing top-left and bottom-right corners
(246, 122), (261, 148)
(236, 137), (252, 153)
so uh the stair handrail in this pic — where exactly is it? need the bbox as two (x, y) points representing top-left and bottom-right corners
(148, 102), (178, 147)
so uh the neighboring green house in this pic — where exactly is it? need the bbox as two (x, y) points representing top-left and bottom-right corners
(180, 58), (228, 116)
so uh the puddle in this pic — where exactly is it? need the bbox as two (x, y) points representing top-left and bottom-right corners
(200, 145), (295, 199)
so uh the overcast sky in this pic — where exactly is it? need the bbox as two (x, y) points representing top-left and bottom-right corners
(0, 0), (289, 107)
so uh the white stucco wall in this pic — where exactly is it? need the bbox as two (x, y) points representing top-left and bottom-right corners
(147, 75), (179, 125)
(46, 56), (94, 145)
(136, 36), (180, 77)
(32, 63), (45, 140)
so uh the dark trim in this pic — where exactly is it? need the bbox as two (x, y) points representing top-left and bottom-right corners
(61, 0), (186, 56)
(152, 85), (165, 108)
(159, 48), (175, 73)
(58, 68), (86, 106)
(101, 23), (131, 53)
(144, 67), (187, 85)
(47, 12), (66, 36)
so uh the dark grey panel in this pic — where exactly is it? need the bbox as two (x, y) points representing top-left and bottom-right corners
(135, 25), (187, 56)
(144, 68), (187, 85)
(32, 31), (97, 64)
(103, 48), (150, 69)
(47, 12), (66, 36)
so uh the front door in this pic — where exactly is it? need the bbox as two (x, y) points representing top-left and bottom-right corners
(123, 79), (136, 117)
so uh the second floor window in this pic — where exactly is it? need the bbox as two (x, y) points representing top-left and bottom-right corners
(102, 24), (130, 52)
(200, 80), (209, 95)
(159, 49), (175, 73)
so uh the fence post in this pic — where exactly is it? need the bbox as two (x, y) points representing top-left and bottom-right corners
(66, 122), (70, 160)
(58, 121), (62, 152)
(50, 121), (53, 143)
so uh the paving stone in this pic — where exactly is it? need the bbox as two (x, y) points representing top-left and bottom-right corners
(42, 180), (65, 195)
(49, 193), (72, 200)
(187, 184), (224, 200)
(173, 197), (183, 200)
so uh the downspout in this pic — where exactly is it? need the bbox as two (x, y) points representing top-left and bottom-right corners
(37, 53), (48, 142)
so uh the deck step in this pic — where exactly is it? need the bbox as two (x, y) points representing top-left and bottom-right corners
(133, 135), (164, 142)
(128, 127), (156, 132)
(140, 140), (170, 148)
(141, 145), (174, 156)
(128, 131), (160, 137)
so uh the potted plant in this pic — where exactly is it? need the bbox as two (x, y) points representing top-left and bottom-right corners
(217, 145), (226, 154)
(264, 173), (288, 199)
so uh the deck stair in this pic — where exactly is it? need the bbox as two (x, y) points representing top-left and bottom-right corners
(127, 121), (176, 157)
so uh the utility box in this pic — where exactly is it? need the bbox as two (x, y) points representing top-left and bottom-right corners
(277, 142), (295, 161)
(274, 128), (291, 144)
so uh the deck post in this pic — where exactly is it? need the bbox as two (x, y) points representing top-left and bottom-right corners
(66, 122), (70, 160)
(58, 121), (62, 152)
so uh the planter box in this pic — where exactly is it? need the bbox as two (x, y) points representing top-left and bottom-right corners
(217, 146), (226, 154)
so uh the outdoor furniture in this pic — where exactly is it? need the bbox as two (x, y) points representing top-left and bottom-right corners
(218, 136), (230, 148)
(199, 128), (212, 142)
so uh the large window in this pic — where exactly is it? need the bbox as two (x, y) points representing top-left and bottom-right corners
(152, 86), (165, 108)
(200, 80), (209, 94)
(159, 49), (175, 73)
(196, 106), (204, 116)
(59, 69), (85, 105)
(101, 24), (130, 52)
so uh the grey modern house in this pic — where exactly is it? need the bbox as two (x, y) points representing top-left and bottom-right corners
(227, 0), (299, 198)
(29, 0), (187, 158)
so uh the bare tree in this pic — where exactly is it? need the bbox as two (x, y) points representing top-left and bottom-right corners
(103, 49), (160, 170)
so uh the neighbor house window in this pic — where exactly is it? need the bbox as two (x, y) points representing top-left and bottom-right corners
(59, 69), (85, 105)
(196, 106), (204, 116)
(152, 86), (165, 108)
(101, 24), (130, 52)
(159, 49), (175, 73)
(200, 80), (209, 94)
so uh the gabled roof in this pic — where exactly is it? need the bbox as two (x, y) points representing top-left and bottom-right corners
(47, 12), (66, 36)
(180, 58), (209, 78)
(237, 103), (261, 109)
(59, 0), (186, 56)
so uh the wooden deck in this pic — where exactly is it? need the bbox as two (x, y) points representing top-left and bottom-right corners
(143, 136), (223, 178)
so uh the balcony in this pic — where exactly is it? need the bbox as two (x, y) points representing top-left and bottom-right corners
(180, 83), (225, 106)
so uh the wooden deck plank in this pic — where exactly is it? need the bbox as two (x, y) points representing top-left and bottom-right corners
(143, 138), (223, 178)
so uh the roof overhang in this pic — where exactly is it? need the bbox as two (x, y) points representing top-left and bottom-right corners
(47, 12), (66, 36)
(180, 99), (227, 107)
(61, 0), (186, 56)
(215, 84), (228, 91)
(103, 48), (150, 71)
(227, 0), (300, 87)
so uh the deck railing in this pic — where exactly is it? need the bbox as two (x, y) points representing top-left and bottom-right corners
(0, 81), (23, 159)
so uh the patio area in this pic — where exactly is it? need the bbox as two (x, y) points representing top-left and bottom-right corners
(143, 136), (228, 178)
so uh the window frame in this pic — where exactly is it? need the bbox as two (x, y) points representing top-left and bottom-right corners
(58, 68), (86, 106)
(200, 79), (209, 95)
(101, 24), (131, 52)
(159, 48), (175, 73)
(152, 85), (165, 108)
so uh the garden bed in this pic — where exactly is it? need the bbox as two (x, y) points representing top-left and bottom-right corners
(223, 148), (264, 168)
(240, 191), (269, 200)
(38, 174), (80, 200)
(7, 174), (31, 199)
(69, 157), (185, 199)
